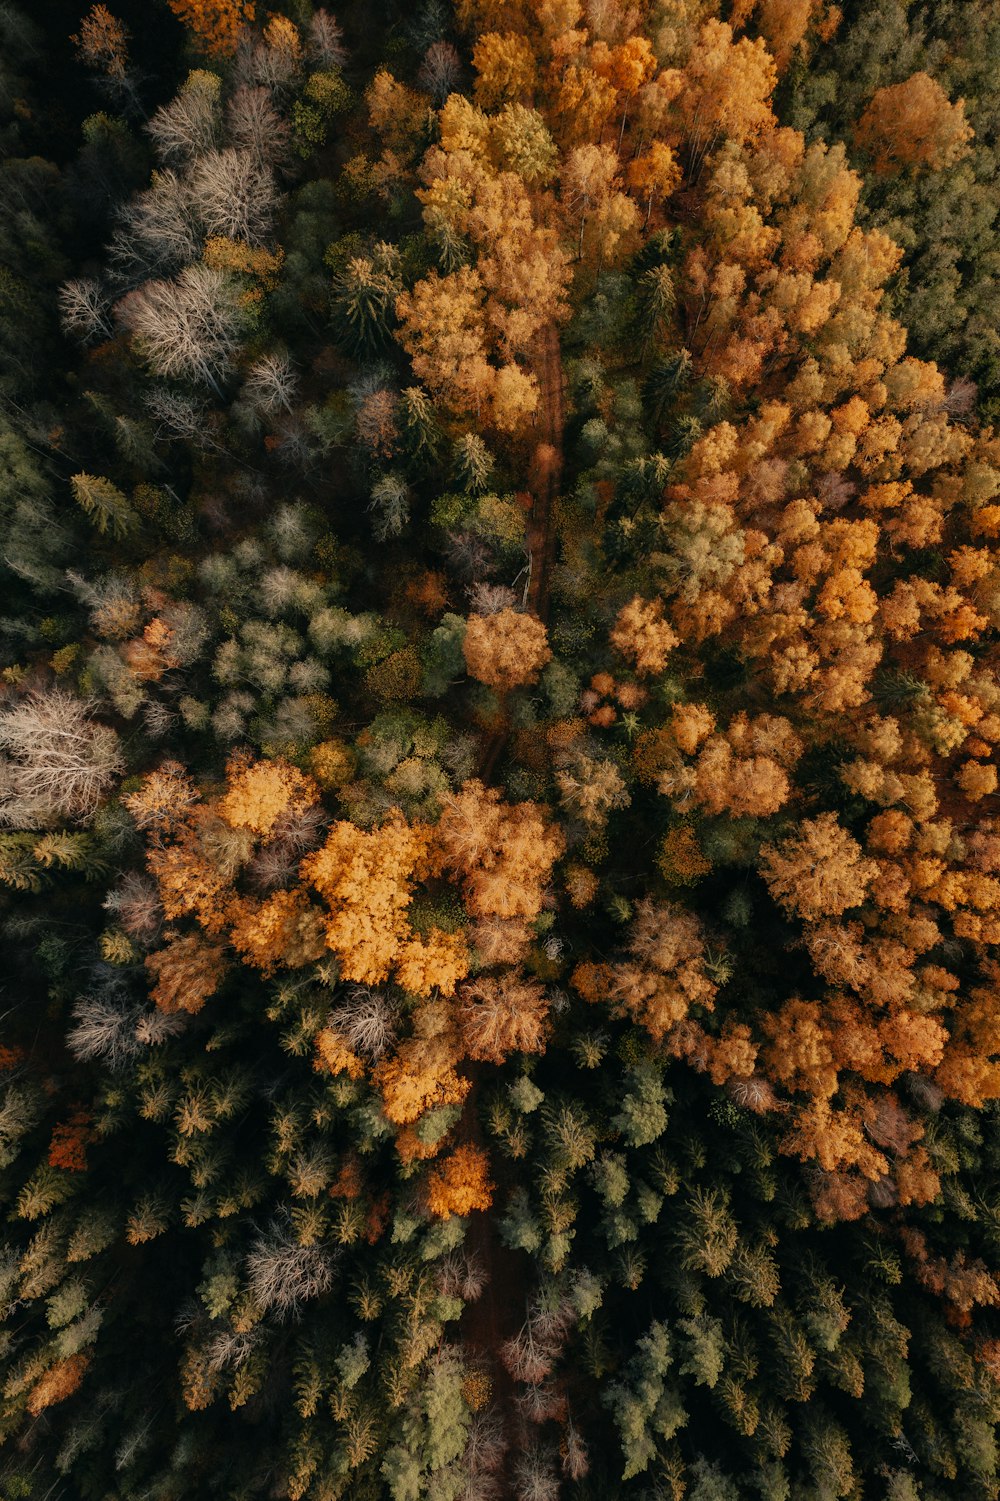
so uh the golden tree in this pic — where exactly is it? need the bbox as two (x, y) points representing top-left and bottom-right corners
(854, 72), (974, 175)
(463, 609), (553, 691)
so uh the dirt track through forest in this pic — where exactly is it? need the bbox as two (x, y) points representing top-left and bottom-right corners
(461, 325), (567, 1484)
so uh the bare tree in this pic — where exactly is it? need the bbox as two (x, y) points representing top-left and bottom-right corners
(227, 86), (291, 168)
(104, 871), (162, 944)
(142, 700), (176, 739)
(561, 1413), (589, 1480)
(187, 148), (277, 246)
(500, 1310), (557, 1386)
(205, 1323), (261, 1371)
(247, 801), (327, 890)
(246, 1222), (335, 1314)
(512, 1444), (561, 1501)
(468, 583), (518, 616)
(418, 41), (462, 103)
(515, 1381), (564, 1424)
(234, 26), (304, 94)
(437, 1249), (489, 1303)
(144, 388), (226, 452)
(245, 352), (299, 414)
(111, 170), (200, 277)
(67, 982), (142, 1068)
(945, 376), (978, 417)
(114, 1417), (155, 1473)
(58, 278), (112, 343)
(464, 1408), (507, 1476)
(327, 987), (399, 1059)
(444, 529), (495, 581)
(116, 263), (248, 392)
(147, 72), (221, 164)
(0, 689), (122, 829)
(308, 10), (347, 69)
(135, 1007), (189, 1045)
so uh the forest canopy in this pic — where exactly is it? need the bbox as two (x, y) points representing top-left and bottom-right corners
(4, 0), (1000, 1497)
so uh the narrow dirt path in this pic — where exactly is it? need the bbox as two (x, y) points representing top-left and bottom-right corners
(461, 325), (567, 1484)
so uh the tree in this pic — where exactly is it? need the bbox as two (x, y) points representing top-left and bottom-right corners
(145, 931), (228, 1012)
(308, 10), (347, 71)
(854, 73), (974, 175)
(604, 1321), (682, 1479)
(459, 974), (549, 1061)
(58, 279), (112, 343)
(301, 814), (445, 989)
(395, 266), (533, 430)
(610, 596), (678, 675)
(327, 987), (398, 1060)
(472, 33), (538, 110)
(333, 242), (402, 356)
(0, 691), (122, 829)
(490, 103), (557, 184)
(227, 84), (291, 167)
(110, 168), (202, 276)
(759, 814), (877, 921)
(426, 1144), (494, 1218)
(246, 1221), (335, 1312)
(187, 148), (276, 244)
(26, 1354), (89, 1417)
(218, 756), (319, 838)
(627, 142), (682, 225)
(147, 70), (222, 164)
(116, 263), (249, 391)
(676, 20), (778, 162)
(561, 143), (640, 265)
(70, 473), (136, 539)
(437, 780), (564, 919)
(463, 609), (552, 691)
(742, 0), (841, 73)
(419, 42), (463, 105)
(72, 5), (139, 109)
(166, 0), (255, 57)
(72, 4), (128, 79)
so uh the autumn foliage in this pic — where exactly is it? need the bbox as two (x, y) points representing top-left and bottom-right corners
(165, 0), (255, 57)
(106, 0), (1000, 1237)
(26, 1354), (89, 1417)
(463, 609), (552, 691)
(16, 2), (1000, 1492)
(425, 1144), (494, 1219)
(854, 72), (974, 175)
(132, 759), (563, 1146)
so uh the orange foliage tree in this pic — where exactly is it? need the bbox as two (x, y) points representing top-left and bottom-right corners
(134, 759), (563, 1155)
(425, 1144), (494, 1219)
(463, 609), (553, 692)
(72, 4), (130, 81)
(166, 0), (255, 57)
(854, 72), (974, 175)
(26, 1355), (89, 1417)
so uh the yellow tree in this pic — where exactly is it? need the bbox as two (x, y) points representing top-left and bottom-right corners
(854, 72), (974, 175)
